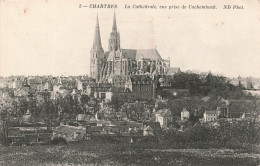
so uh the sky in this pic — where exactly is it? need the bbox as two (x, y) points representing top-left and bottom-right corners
(0, 0), (260, 78)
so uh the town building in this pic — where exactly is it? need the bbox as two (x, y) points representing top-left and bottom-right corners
(143, 126), (154, 136)
(155, 109), (173, 128)
(52, 124), (86, 142)
(181, 108), (190, 121)
(203, 110), (217, 122)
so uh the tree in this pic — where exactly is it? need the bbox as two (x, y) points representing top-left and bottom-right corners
(189, 113), (200, 126)
(0, 106), (11, 145)
(41, 90), (53, 131)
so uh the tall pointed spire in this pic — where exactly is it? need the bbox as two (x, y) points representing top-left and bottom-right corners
(93, 13), (102, 50)
(108, 11), (120, 51)
(112, 11), (117, 31)
(96, 13), (99, 28)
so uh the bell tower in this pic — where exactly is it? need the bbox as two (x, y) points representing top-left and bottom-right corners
(108, 12), (120, 51)
(90, 14), (104, 81)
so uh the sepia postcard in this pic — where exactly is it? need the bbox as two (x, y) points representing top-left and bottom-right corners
(0, 0), (260, 165)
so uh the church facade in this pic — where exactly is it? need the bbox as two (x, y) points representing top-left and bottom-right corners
(90, 13), (171, 82)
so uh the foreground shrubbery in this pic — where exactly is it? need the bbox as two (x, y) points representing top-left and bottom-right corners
(0, 131), (9, 146)
(0, 141), (259, 166)
(163, 121), (260, 149)
(50, 137), (68, 145)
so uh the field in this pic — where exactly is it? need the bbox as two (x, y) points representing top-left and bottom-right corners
(0, 141), (260, 166)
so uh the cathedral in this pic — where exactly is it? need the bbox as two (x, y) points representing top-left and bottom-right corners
(90, 12), (171, 82)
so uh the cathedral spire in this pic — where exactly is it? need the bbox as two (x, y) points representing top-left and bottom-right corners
(90, 13), (104, 82)
(108, 11), (120, 51)
(96, 13), (99, 28)
(112, 11), (117, 31)
(93, 14), (102, 50)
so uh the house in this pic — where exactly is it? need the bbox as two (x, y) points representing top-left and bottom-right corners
(12, 79), (22, 89)
(181, 108), (190, 121)
(7, 128), (25, 145)
(125, 121), (143, 130)
(203, 110), (217, 122)
(52, 124), (86, 142)
(115, 112), (128, 121)
(44, 81), (53, 91)
(14, 88), (29, 97)
(101, 125), (120, 135)
(8, 128), (22, 137)
(76, 114), (91, 122)
(96, 120), (112, 126)
(143, 126), (154, 136)
(77, 79), (83, 91)
(1, 92), (13, 105)
(22, 110), (33, 124)
(142, 109), (151, 121)
(89, 125), (121, 136)
(143, 121), (162, 137)
(155, 109), (173, 128)
(28, 78), (41, 91)
(0, 79), (7, 88)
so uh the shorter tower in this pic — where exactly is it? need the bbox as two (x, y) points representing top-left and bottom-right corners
(90, 14), (104, 81)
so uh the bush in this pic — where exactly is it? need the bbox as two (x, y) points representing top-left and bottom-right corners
(0, 131), (9, 146)
(163, 121), (260, 148)
(50, 137), (68, 145)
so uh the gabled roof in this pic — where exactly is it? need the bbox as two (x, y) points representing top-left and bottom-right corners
(121, 49), (137, 60)
(8, 128), (22, 137)
(156, 109), (172, 117)
(143, 126), (153, 131)
(136, 49), (163, 61)
(106, 48), (163, 61)
(143, 122), (162, 134)
(125, 121), (143, 128)
(1, 93), (13, 103)
(205, 110), (217, 115)
(54, 125), (85, 142)
(28, 78), (41, 84)
(76, 114), (91, 121)
(181, 108), (189, 113)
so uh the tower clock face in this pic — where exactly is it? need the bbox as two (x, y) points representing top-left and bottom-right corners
(115, 61), (121, 69)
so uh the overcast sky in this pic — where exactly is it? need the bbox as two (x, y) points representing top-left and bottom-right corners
(1, 0), (260, 78)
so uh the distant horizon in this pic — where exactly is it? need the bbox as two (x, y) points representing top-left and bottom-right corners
(1, 70), (259, 79)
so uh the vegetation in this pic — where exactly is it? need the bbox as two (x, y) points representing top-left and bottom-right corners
(171, 72), (254, 100)
(163, 120), (260, 148)
(0, 141), (259, 166)
(50, 137), (68, 145)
